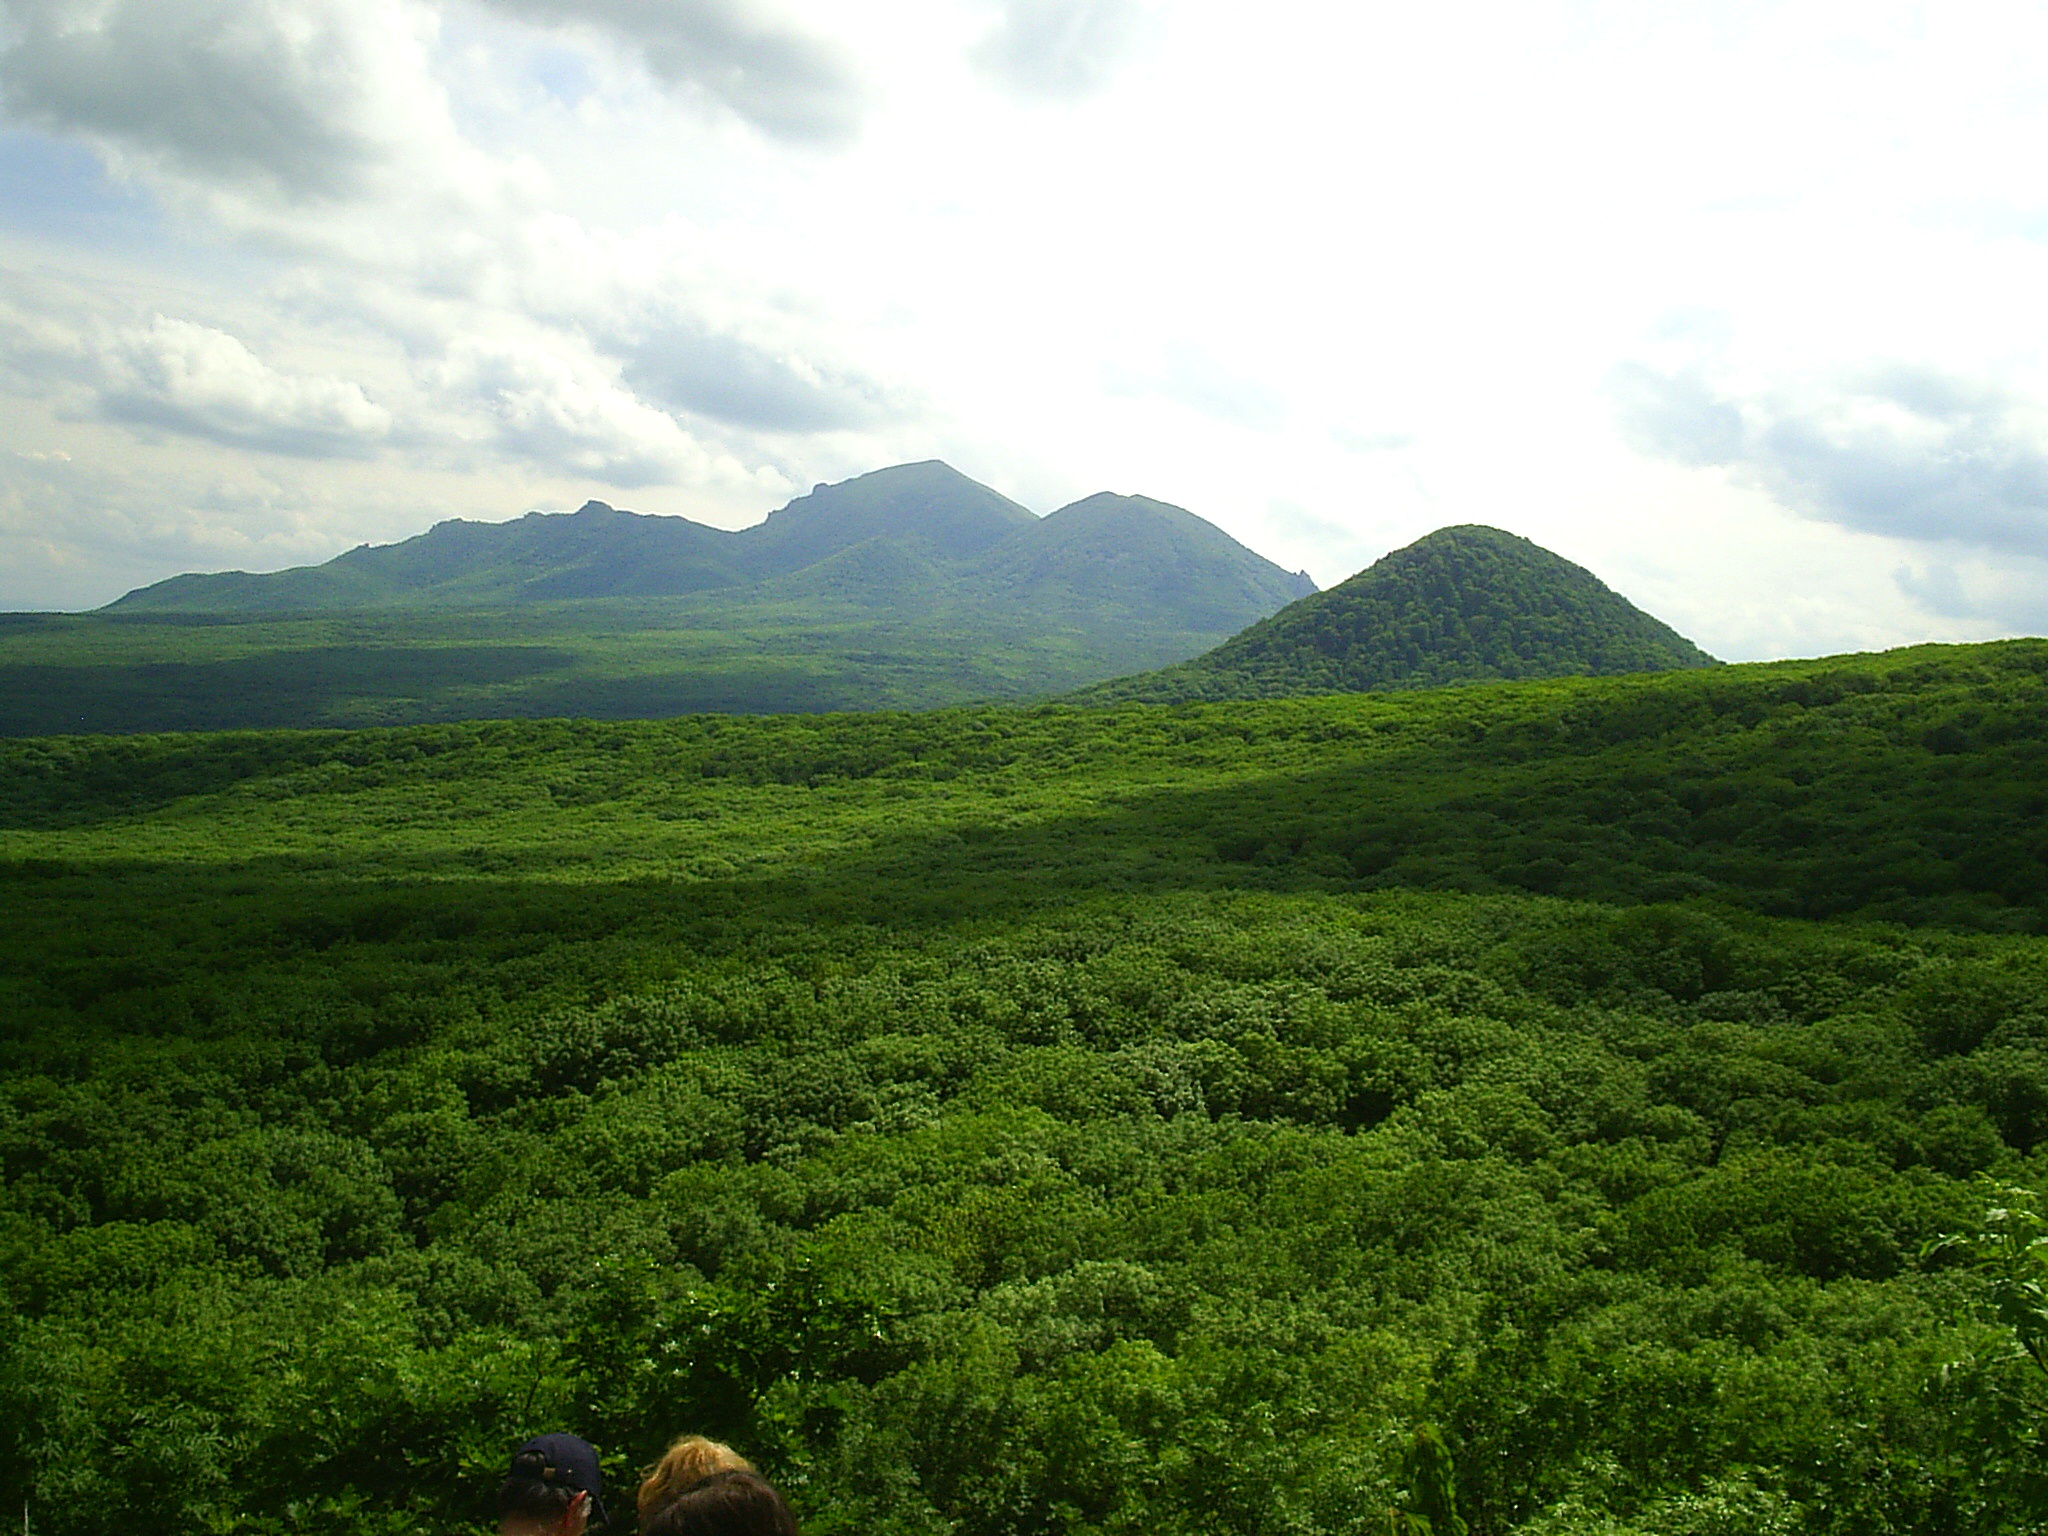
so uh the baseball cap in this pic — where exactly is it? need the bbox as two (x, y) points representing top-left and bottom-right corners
(506, 1433), (608, 1528)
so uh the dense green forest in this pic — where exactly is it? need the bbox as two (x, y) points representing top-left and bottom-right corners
(5, 640), (2048, 1535)
(1089, 526), (1717, 704)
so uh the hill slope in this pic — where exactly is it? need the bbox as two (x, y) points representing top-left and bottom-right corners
(1087, 524), (1716, 701)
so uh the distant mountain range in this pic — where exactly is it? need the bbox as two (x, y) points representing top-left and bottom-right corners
(109, 461), (1319, 634)
(1081, 524), (1718, 701)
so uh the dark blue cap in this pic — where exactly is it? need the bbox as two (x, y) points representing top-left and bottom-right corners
(507, 1433), (608, 1528)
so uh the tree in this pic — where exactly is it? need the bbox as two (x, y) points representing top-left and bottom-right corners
(1389, 1425), (1469, 1536)
(1934, 1183), (2048, 1384)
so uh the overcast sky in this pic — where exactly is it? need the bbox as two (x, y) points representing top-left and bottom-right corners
(4, 0), (2047, 658)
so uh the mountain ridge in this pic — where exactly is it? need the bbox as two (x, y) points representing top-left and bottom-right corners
(106, 461), (1314, 630)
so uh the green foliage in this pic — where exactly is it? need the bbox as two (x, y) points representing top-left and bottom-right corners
(1087, 524), (1717, 703)
(1935, 1183), (2048, 1380)
(4, 644), (2048, 1534)
(0, 596), (1251, 735)
(7, 639), (2043, 929)
(1391, 1425), (1468, 1536)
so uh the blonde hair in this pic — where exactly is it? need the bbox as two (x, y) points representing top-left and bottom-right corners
(637, 1436), (755, 1524)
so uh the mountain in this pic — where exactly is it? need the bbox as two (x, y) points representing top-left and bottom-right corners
(735, 459), (1037, 573)
(20, 463), (1324, 732)
(107, 461), (1310, 636)
(110, 461), (1029, 614)
(1083, 524), (1717, 702)
(112, 498), (747, 611)
(973, 493), (1316, 628)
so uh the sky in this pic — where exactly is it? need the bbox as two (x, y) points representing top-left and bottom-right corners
(3, 0), (2047, 659)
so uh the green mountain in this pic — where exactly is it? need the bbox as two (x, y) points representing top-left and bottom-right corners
(735, 458), (1038, 573)
(114, 498), (747, 610)
(974, 493), (1316, 627)
(13, 464), (1320, 733)
(105, 461), (1310, 631)
(1087, 523), (1716, 701)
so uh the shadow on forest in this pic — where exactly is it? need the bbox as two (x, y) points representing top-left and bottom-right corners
(0, 599), (1230, 737)
(9, 636), (2048, 1056)
(0, 646), (583, 735)
(9, 699), (2045, 1051)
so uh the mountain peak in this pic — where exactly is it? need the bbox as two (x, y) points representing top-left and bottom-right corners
(741, 459), (1037, 568)
(101, 462), (1315, 657)
(766, 460), (1010, 519)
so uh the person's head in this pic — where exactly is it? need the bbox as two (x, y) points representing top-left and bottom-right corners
(498, 1434), (608, 1536)
(637, 1436), (755, 1525)
(640, 1470), (797, 1536)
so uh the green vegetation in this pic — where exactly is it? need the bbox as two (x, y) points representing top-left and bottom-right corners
(0, 597), (1249, 735)
(1088, 525), (1717, 703)
(5, 640), (2048, 1535)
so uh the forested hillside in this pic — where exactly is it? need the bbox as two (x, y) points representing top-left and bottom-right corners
(3, 640), (2046, 1536)
(1088, 525), (1717, 702)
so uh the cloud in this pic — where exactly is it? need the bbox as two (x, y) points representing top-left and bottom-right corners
(1105, 341), (1286, 431)
(0, 0), (445, 198)
(618, 319), (896, 432)
(971, 0), (1152, 101)
(0, 272), (394, 459)
(474, 0), (865, 143)
(0, 438), (283, 607)
(1894, 552), (2048, 634)
(1610, 361), (2048, 558)
(91, 315), (392, 456)
(1606, 363), (1746, 468)
(438, 335), (713, 486)
(1332, 426), (1417, 454)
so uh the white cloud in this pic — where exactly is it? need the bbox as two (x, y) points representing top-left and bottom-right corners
(1331, 429), (1418, 454)
(1611, 361), (2048, 559)
(1104, 340), (1287, 431)
(92, 314), (392, 455)
(3, 0), (2048, 657)
(1894, 551), (2048, 635)
(0, 437), (323, 607)
(437, 333), (742, 487)
(610, 304), (909, 432)
(971, 0), (1153, 100)
(469, 0), (867, 142)
(0, 0), (450, 197)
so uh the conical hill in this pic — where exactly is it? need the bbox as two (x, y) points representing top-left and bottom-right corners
(1086, 524), (1718, 701)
